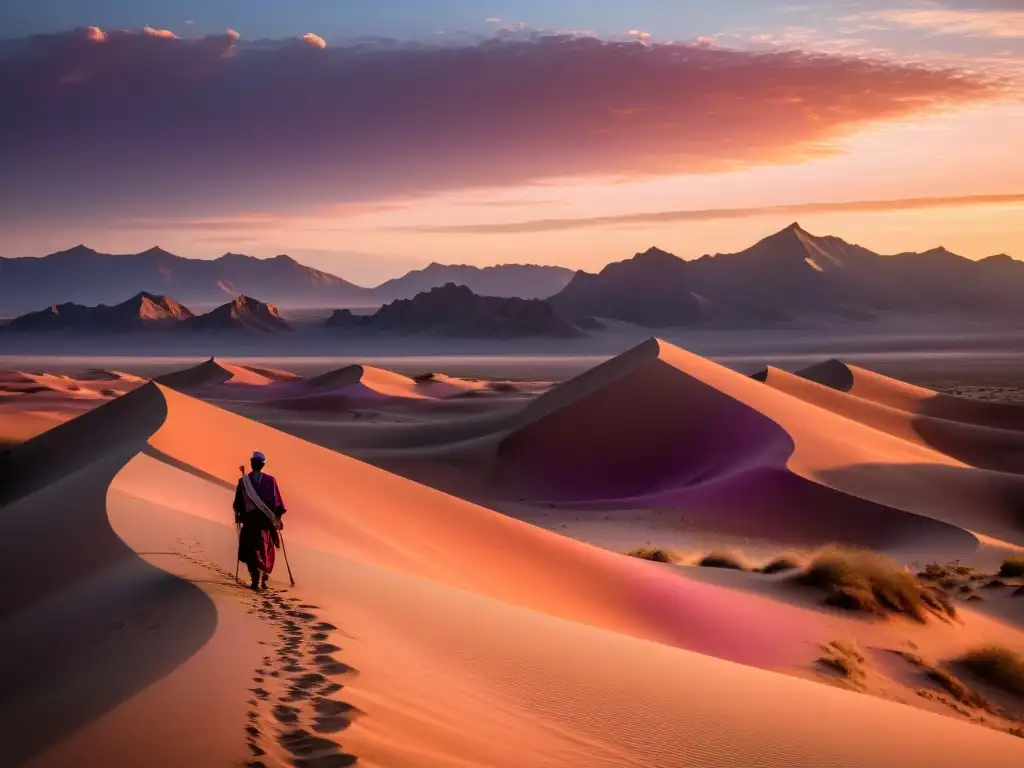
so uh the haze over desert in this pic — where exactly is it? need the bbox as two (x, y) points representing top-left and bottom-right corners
(4, 1), (1024, 765)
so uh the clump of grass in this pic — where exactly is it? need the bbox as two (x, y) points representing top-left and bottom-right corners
(925, 667), (989, 709)
(794, 546), (956, 622)
(696, 550), (748, 571)
(998, 557), (1024, 578)
(957, 646), (1024, 698)
(917, 562), (950, 582)
(627, 547), (675, 564)
(816, 640), (866, 682)
(761, 554), (803, 574)
(895, 651), (989, 709)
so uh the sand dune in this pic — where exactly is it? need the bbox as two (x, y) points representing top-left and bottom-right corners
(0, 368), (147, 445)
(155, 358), (287, 390)
(3, 381), (1023, 765)
(499, 339), (1024, 552)
(798, 359), (1024, 431)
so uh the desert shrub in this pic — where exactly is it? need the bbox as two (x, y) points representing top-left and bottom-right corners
(696, 550), (748, 571)
(794, 547), (955, 622)
(896, 651), (989, 708)
(761, 554), (803, 574)
(983, 579), (1008, 589)
(957, 646), (1024, 698)
(925, 667), (989, 709)
(627, 547), (675, 564)
(816, 640), (865, 681)
(998, 557), (1024, 578)
(918, 563), (949, 581)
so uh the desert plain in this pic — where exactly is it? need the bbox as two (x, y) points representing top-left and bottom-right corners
(2, 338), (1024, 767)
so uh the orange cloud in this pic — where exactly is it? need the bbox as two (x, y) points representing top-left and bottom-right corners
(396, 193), (1024, 234)
(867, 8), (1024, 38)
(300, 33), (327, 49)
(0, 31), (1005, 221)
(142, 26), (178, 40)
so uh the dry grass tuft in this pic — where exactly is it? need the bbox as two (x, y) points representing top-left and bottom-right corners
(794, 547), (956, 622)
(925, 667), (989, 709)
(998, 557), (1024, 578)
(895, 651), (989, 709)
(696, 550), (748, 571)
(816, 640), (866, 682)
(626, 547), (675, 564)
(957, 646), (1024, 698)
(761, 554), (803, 574)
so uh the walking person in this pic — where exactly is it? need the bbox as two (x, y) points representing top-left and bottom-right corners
(234, 450), (286, 591)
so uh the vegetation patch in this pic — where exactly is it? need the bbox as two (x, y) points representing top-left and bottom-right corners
(761, 554), (803, 574)
(626, 547), (676, 564)
(794, 547), (955, 622)
(998, 557), (1024, 578)
(816, 640), (866, 683)
(957, 646), (1024, 699)
(895, 651), (989, 710)
(696, 550), (748, 571)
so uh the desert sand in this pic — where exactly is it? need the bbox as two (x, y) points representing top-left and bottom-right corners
(2, 340), (1024, 766)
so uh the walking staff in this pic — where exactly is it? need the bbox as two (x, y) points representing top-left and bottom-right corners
(233, 450), (294, 590)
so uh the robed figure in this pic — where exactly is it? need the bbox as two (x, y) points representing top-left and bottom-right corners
(233, 450), (286, 591)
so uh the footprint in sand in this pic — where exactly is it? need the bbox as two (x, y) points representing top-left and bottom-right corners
(240, 587), (359, 765)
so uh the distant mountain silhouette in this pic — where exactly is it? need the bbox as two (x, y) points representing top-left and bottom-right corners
(328, 283), (583, 338)
(5, 226), (1022, 328)
(549, 223), (1024, 327)
(372, 263), (574, 302)
(183, 296), (291, 333)
(0, 246), (369, 314)
(550, 247), (703, 327)
(6, 292), (194, 332)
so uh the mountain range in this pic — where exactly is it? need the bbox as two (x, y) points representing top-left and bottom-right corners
(327, 283), (583, 338)
(5, 292), (291, 334)
(549, 223), (1022, 327)
(2, 224), (1021, 328)
(0, 246), (573, 315)
(372, 263), (574, 301)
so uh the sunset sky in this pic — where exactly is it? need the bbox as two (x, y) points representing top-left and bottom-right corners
(1, 1), (1022, 284)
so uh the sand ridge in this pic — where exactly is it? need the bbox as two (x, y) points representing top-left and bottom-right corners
(498, 338), (1024, 551)
(3, 346), (1024, 765)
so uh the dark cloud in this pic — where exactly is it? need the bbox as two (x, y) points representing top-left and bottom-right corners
(0, 27), (1003, 221)
(398, 193), (1024, 234)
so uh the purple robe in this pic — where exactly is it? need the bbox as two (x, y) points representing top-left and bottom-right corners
(233, 472), (286, 574)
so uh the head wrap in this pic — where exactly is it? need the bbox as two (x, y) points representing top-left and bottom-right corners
(251, 450), (266, 463)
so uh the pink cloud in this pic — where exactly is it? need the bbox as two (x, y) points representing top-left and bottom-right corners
(300, 33), (327, 49)
(142, 26), (178, 40)
(0, 28), (1004, 222)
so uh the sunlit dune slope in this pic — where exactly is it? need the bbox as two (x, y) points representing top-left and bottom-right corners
(155, 357), (285, 389)
(499, 338), (1024, 548)
(797, 359), (1024, 431)
(3, 383), (1023, 766)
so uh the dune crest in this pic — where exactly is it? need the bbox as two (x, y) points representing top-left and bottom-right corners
(4, 381), (1024, 765)
(500, 338), (1024, 550)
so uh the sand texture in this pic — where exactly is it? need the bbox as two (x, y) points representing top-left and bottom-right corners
(2, 340), (1024, 765)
